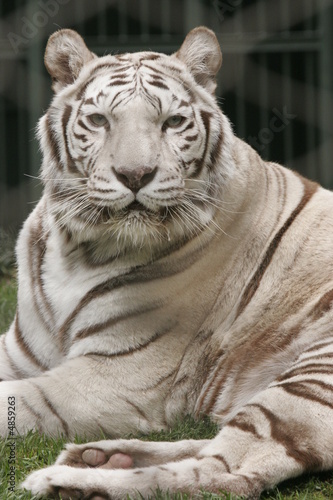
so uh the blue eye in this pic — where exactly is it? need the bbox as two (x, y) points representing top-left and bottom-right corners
(88, 114), (108, 127)
(164, 115), (184, 128)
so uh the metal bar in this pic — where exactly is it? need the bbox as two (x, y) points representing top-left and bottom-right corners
(281, 52), (293, 166)
(258, 0), (269, 160)
(75, 0), (86, 34)
(304, 0), (316, 179)
(184, 0), (203, 32)
(26, 1), (44, 209)
(140, 0), (150, 42)
(161, 0), (171, 40)
(97, 0), (108, 42)
(0, 61), (6, 188)
(118, 0), (128, 43)
(0, 0), (6, 194)
(234, 4), (245, 139)
(319, 0), (333, 188)
(281, 0), (291, 36)
(281, 0), (293, 166)
(258, 0), (267, 35)
(305, 52), (317, 180)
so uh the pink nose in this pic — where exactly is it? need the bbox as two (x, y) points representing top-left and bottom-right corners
(113, 166), (157, 193)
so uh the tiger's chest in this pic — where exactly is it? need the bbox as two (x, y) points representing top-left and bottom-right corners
(40, 227), (237, 364)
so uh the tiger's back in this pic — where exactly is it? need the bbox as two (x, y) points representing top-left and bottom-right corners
(1, 26), (333, 499)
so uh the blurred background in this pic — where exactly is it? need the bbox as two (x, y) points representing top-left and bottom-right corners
(0, 0), (332, 238)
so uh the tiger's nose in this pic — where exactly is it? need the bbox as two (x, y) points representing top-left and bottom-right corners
(113, 166), (157, 193)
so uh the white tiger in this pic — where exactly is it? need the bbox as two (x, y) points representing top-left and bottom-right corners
(0, 26), (332, 499)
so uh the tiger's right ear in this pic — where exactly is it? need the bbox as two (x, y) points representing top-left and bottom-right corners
(45, 29), (97, 93)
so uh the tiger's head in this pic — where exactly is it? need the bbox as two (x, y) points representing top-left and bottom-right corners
(39, 27), (235, 257)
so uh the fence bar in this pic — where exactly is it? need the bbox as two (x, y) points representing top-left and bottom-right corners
(161, 0), (171, 40)
(140, 0), (149, 41)
(184, 0), (203, 32)
(319, 0), (333, 188)
(97, 0), (108, 41)
(118, 0), (128, 43)
(234, 5), (245, 139)
(258, 0), (269, 160)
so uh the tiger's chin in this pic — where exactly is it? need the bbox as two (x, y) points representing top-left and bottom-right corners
(55, 197), (213, 262)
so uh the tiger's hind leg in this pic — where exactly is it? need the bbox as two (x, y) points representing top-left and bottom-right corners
(196, 337), (333, 495)
(22, 339), (333, 498)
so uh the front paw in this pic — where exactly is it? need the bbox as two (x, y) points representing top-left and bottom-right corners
(22, 465), (110, 499)
(22, 465), (67, 497)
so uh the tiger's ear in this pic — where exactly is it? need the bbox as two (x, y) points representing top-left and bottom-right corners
(175, 27), (222, 94)
(45, 29), (97, 93)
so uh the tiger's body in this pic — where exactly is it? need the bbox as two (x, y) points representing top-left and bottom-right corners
(0, 27), (333, 498)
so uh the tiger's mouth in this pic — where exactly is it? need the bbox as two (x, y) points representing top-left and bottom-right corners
(95, 199), (172, 226)
(126, 201), (147, 211)
(123, 200), (171, 219)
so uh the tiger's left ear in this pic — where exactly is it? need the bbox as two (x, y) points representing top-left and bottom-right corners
(175, 27), (222, 94)
(45, 29), (97, 93)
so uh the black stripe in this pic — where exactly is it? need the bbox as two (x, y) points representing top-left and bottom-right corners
(28, 213), (55, 334)
(123, 397), (149, 421)
(76, 62), (125, 100)
(110, 88), (137, 113)
(2, 336), (26, 378)
(250, 403), (322, 470)
(228, 412), (263, 439)
(62, 105), (77, 173)
(236, 178), (318, 317)
(83, 323), (175, 358)
(77, 119), (90, 131)
(310, 288), (333, 320)
(209, 127), (223, 167)
(45, 114), (62, 168)
(74, 132), (87, 142)
(280, 381), (333, 411)
(277, 366), (333, 382)
(180, 122), (194, 133)
(74, 302), (161, 341)
(184, 134), (199, 142)
(302, 339), (333, 354)
(14, 314), (48, 370)
(140, 54), (161, 62)
(107, 79), (132, 87)
(30, 382), (69, 437)
(190, 110), (211, 178)
(109, 72), (129, 79)
(84, 97), (95, 105)
(21, 397), (43, 433)
(210, 454), (231, 473)
(147, 80), (169, 90)
(59, 237), (203, 348)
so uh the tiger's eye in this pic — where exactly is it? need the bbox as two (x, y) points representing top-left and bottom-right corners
(164, 115), (184, 128)
(88, 114), (108, 127)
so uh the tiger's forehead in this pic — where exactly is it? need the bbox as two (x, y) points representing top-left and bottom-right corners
(74, 52), (193, 112)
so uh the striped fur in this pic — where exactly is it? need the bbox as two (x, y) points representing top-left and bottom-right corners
(0, 27), (332, 499)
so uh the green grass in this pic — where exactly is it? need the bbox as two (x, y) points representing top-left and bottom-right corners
(0, 274), (17, 333)
(1, 276), (333, 499)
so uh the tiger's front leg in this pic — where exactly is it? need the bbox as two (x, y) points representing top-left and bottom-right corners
(0, 354), (167, 439)
(23, 344), (333, 498)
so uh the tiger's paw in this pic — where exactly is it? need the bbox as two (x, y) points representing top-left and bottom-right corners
(21, 465), (109, 499)
(56, 442), (134, 469)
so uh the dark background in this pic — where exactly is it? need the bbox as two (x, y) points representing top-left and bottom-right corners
(1, 0), (333, 232)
